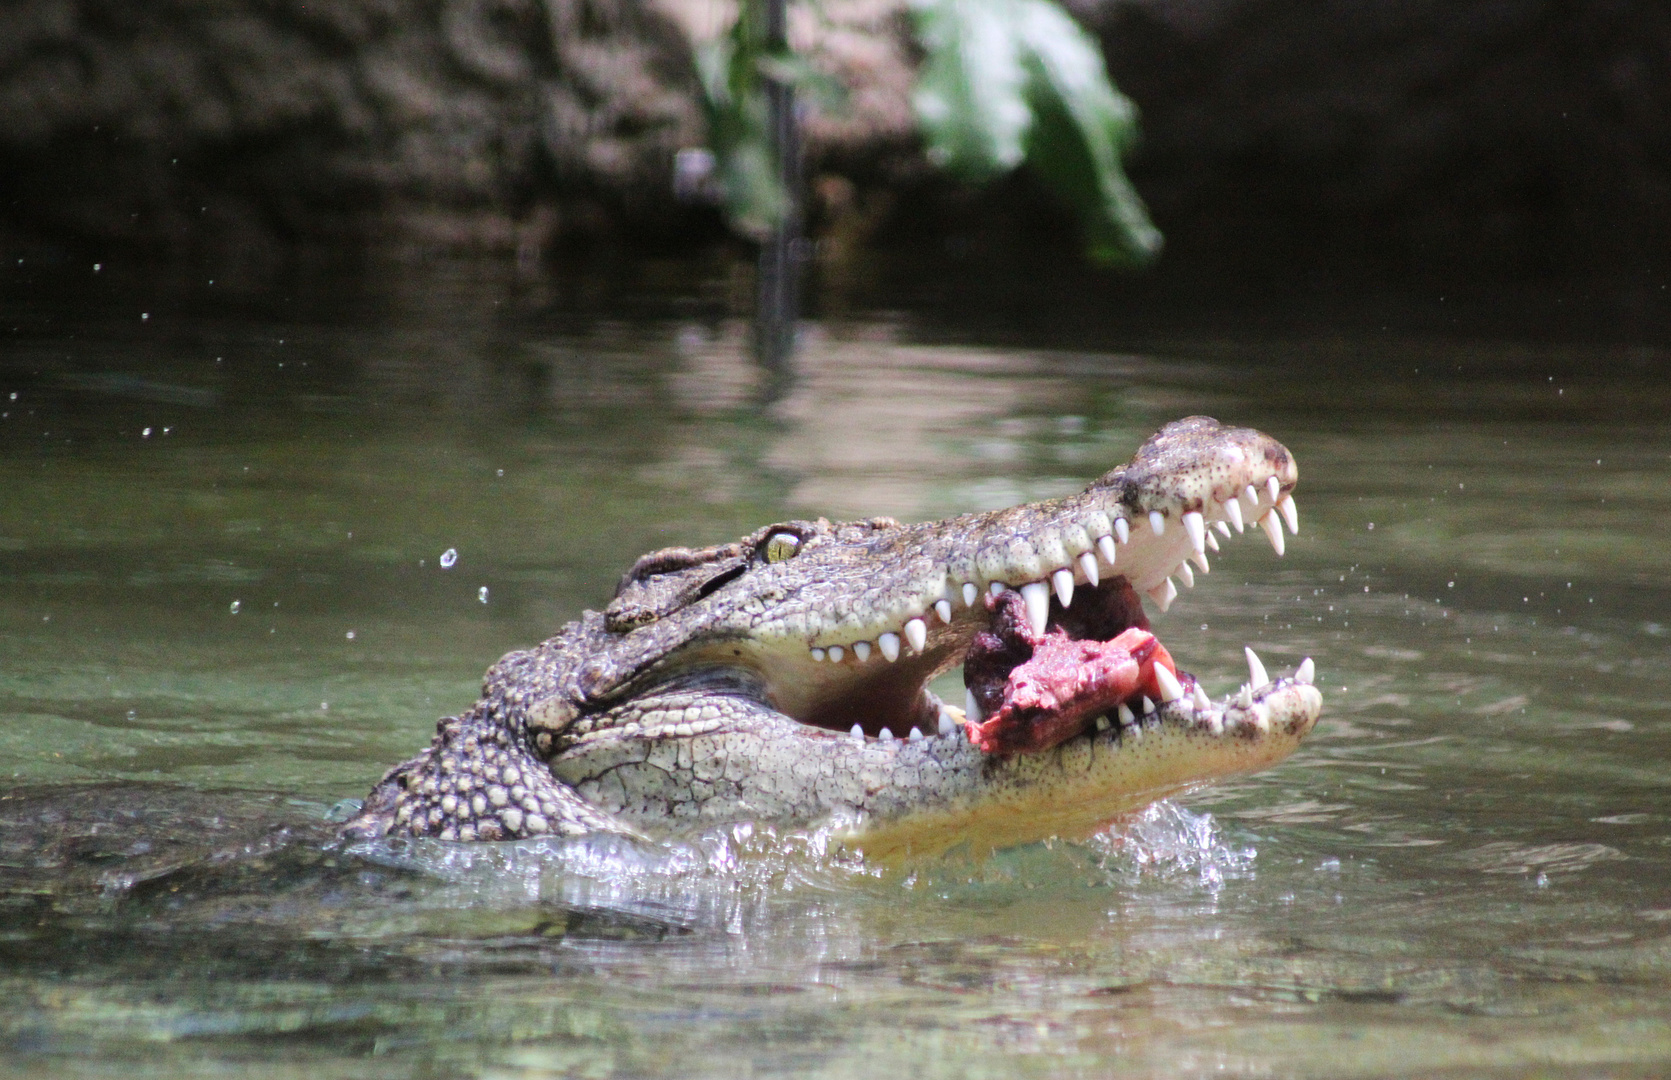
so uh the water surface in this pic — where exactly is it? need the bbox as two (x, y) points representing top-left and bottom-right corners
(3, 259), (1670, 1077)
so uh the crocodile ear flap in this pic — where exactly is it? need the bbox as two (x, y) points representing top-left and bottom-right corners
(604, 543), (750, 632)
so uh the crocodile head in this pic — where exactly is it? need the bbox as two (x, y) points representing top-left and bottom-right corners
(347, 416), (1321, 860)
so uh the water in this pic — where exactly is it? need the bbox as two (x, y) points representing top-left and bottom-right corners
(3, 258), (1670, 1077)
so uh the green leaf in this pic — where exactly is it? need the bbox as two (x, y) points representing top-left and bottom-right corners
(908, 0), (1162, 265)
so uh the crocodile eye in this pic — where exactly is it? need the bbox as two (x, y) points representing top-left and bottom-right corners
(763, 532), (802, 563)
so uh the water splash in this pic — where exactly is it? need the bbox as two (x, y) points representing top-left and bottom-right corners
(438, 548), (458, 568)
(1086, 801), (1256, 890)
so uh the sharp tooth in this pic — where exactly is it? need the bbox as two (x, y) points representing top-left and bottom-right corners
(1141, 696), (1155, 714)
(1244, 484), (1260, 507)
(878, 632), (900, 662)
(828, 645), (845, 662)
(1147, 578), (1177, 612)
(1177, 562), (1195, 588)
(811, 648), (826, 662)
(904, 618), (927, 654)
(850, 723), (864, 742)
(1191, 550), (1210, 573)
(1206, 531), (1221, 552)
(1154, 664), (1184, 703)
(1259, 509), (1286, 556)
(962, 582), (977, 606)
(1020, 581), (1051, 637)
(1183, 511), (1206, 555)
(853, 641), (871, 661)
(909, 726), (924, 741)
(1214, 520), (1231, 538)
(934, 599), (953, 624)
(1296, 657), (1315, 684)
(880, 727), (894, 742)
(939, 708), (957, 736)
(1114, 518), (1130, 544)
(1278, 493), (1299, 535)
(1096, 534), (1117, 566)
(1250, 702), (1270, 733)
(965, 687), (983, 722)
(1267, 475), (1281, 502)
(1148, 510), (1166, 536)
(1245, 646), (1269, 688)
(1224, 497), (1244, 532)
(1117, 703), (1135, 726)
(1095, 714), (1111, 731)
(989, 581), (1008, 597)
(1052, 568), (1074, 608)
(1236, 685), (1253, 709)
(1193, 685), (1212, 710)
(1078, 550), (1099, 587)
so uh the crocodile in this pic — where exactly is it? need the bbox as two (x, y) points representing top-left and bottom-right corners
(344, 416), (1321, 860)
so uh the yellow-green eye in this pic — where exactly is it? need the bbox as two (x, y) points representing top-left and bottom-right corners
(763, 532), (802, 563)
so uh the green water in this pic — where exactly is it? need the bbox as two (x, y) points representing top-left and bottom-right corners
(3, 260), (1670, 1077)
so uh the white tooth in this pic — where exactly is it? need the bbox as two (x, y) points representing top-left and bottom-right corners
(1183, 511), (1206, 555)
(880, 727), (894, 742)
(1244, 484), (1260, 507)
(1206, 713), (1224, 735)
(1052, 568), (1075, 608)
(935, 599), (953, 624)
(1224, 497), (1244, 532)
(1020, 581), (1050, 637)
(1078, 550), (1099, 587)
(1095, 715), (1111, 731)
(850, 723), (864, 741)
(1114, 518), (1130, 544)
(1147, 578), (1177, 612)
(1259, 509), (1286, 556)
(989, 581), (1008, 597)
(1117, 703), (1135, 726)
(827, 645), (844, 662)
(962, 582), (977, 606)
(1141, 696), (1155, 714)
(1245, 646), (1269, 689)
(1296, 657), (1315, 684)
(878, 632), (900, 662)
(1193, 685), (1212, 710)
(1096, 535), (1117, 566)
(965, 687), (983, 722)
(1236, 685), (1253, 709)
(1148, 510), (1166, 536)
(1250, 702), (1270, 733)
(1214, 520), (1231, 538)
(1206, 531), (1221, 552)
(1267, 475), (1281, 502)
(939, 709), (957, 737)
(853, 641), (871, 661)
(1177, 562), (1195, 588)
(1154, 665), (1184, 703)
(909, 726), (924, 741)
(1190, 549), (1210, 573)
(811, 648), (826, 662)
(904, 618), (928, 654)
(1278, 493), (1299, 535)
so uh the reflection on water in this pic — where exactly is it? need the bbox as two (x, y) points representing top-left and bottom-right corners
(2, 259), (1671, 1076)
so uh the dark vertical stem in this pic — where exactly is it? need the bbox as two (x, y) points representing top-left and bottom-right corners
(755, 0), (801, 372)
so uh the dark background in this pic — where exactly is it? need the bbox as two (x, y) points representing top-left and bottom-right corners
(1, 0), (1666, 335)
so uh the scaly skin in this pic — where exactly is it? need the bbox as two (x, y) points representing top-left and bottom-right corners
(344, 417), (1322, 859)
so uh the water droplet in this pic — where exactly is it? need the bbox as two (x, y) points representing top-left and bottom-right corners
(496, 468), (504, 477)
(320, 701), (329, 710)
(345, 630), (356, 640)
(142, 427), (152, 438)
(439, 548), (458, 568)
(229, 600), (241, 614)
(478, 586), (489, 603)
